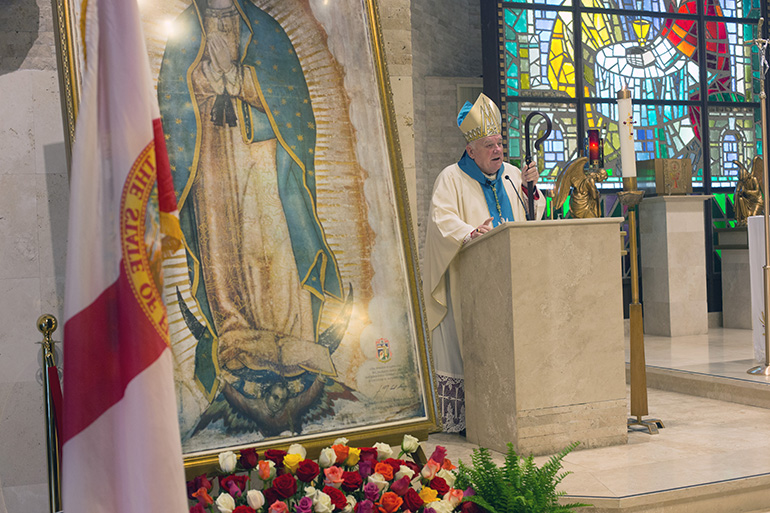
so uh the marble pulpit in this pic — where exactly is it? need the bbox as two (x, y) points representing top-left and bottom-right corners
(457, 218), (628, 456)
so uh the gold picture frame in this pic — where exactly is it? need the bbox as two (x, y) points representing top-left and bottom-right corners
(52, 0), (437, 473)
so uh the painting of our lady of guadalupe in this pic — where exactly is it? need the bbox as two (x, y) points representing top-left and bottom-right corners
(148, 0), (433, 456)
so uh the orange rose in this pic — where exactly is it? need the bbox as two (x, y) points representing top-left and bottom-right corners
(374, 461), (394, 481)
(378, 491), (403, 513)
(332, 444), (349, 465)
(441, 458), (456, 470)
(192, 487), (214, 505)
(258, 460), (275, 481)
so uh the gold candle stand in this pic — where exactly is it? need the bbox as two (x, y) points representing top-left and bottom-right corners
(618, 178), (664, 434)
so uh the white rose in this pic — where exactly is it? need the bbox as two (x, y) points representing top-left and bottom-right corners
(373, 442), (393, 460)
(367, 472), (389, 493)
(304, 486), (318, 498)
(333, 437), (349, 446)
(216, 493), (236, 513)
(319, 447), (336, 468)
(288, 443), (307, 459)
(218, 451), (238, 473)
(313, 491), (334, 513)
(342, 495), (357, 513)
(430, 500), (455, 513)
(247, 490), (265, 510)
(436, 468), (456, 488)
(395, 465), (415, 481)
(401, 434), (420, 454)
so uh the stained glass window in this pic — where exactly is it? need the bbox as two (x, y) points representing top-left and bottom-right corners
(500, 0), (763, 190)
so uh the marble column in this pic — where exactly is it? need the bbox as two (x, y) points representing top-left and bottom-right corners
(639, 196), (710, 336)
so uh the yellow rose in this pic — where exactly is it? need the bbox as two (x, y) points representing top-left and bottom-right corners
(419, 487), (439, 503)
(284, 453), (303, 473)
(345, 447), (361, 466)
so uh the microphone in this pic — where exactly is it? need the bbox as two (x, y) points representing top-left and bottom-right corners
(505, 174), (531, 221)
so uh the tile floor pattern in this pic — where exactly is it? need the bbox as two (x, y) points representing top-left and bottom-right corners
(421, 328), (770, 512)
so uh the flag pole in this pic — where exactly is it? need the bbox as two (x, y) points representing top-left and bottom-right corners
(748, 18), (770, 375)
(38, 314), (61, 513)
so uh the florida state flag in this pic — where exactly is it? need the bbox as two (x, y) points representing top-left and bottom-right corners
(62, 0), (187, 510)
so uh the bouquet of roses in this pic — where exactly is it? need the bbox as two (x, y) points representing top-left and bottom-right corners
(186, 435), (481, 513)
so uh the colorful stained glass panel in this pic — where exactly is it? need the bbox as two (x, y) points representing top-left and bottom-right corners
(706, 106), (761, 187)
(506, 102), (580, 184)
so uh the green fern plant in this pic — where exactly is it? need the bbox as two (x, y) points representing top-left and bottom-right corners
(453, 441), (590, 513)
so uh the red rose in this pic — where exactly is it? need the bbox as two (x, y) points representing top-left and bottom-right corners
(219, 474), (249, 496)
(323, 486), (348, 511)
(186, 474), (212, 499)
(190, 504), (207, 513)
(240, 448), (259, 470)
(233, 507), (257, 513)
(461, 501), (483, 513)
(429, 476), (449, 497)
(403, 489), (424, 511)
(382, 458), (405, 475)
(296, 459), (321, 483)
(271, 473), (297, 499)
(265, 449), (288, 468)
(263, 487), (280, 506)
(341, 470), (363, 492)
(359, 448), (378, 463)
(389, 476), (410, 497)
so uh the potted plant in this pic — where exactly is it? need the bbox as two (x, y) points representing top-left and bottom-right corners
(453, 442), (589, 513)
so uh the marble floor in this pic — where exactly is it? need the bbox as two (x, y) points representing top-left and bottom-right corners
(423, 328), (770, 512)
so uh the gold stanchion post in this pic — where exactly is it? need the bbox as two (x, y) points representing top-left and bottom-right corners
(38, 314), (62, 513)
(747, 18), (770, 376)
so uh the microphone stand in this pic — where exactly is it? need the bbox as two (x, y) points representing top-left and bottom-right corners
(523, 111), (553, 220)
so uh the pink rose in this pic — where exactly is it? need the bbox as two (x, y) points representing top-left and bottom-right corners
(444, 489), (464, 507)
(269, 501), (289, 513)
(428, 446), (447, 466)
(324, 466), (345, 488)
(420, 459), (440, 480)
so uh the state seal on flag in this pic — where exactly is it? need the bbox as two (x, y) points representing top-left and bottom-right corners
(121, 143), (168, 340)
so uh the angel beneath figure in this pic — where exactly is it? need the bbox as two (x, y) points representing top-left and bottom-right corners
(734, 156), (764, 226)
(552, 156), (608, 219)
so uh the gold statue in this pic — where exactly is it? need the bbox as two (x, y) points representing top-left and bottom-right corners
(553, 156), (608, 218)
(734, 156), (764, 226)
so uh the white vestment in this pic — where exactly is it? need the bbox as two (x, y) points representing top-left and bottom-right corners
(424, 161), (546, 432)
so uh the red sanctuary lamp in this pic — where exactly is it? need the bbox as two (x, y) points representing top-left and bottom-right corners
(587, 128), (602, 169)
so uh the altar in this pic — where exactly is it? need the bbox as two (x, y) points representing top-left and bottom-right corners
(456, 218), (628, 456)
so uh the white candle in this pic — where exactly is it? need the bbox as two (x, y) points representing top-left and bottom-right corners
(617, 86), (636, 178)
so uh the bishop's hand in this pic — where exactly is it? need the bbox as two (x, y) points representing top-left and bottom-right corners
(470, 217), (494, 240)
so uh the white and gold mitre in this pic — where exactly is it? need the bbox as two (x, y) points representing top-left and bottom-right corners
(458, 93), (502, 143)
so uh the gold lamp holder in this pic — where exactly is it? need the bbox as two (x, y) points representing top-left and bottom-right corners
(618, 178), (664, 434)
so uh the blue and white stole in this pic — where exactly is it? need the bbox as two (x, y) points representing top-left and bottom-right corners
(457, 151), (514, 226)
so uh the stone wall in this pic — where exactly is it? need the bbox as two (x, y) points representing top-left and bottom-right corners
(409, 0), (482, 269)
(0, 0), (69, 510)
(0, 0), (425, 511)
